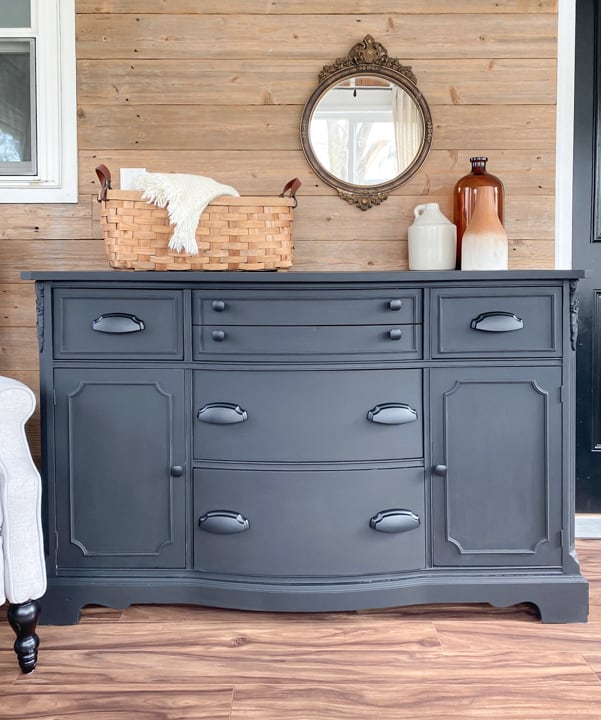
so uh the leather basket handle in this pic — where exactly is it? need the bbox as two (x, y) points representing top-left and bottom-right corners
(279, 177), (302, 207)
(95, 164), (112, 202)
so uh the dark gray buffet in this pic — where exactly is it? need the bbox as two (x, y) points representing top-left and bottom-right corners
(22, 270), (589, 624)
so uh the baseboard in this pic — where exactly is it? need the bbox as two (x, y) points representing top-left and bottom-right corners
(576, 514), (601, 538)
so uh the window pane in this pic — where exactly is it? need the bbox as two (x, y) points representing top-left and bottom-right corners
(0, 39), (36, 174)
(0, 1), (31, 28)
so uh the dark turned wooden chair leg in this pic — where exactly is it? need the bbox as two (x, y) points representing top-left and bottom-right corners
(7, 599), (41, 673)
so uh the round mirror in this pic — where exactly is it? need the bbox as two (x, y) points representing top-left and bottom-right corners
(300, 36), (433, 210)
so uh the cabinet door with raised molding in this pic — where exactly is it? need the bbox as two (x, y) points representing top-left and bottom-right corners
(53, 369), (186, 569)
(430, 366), (563, 567)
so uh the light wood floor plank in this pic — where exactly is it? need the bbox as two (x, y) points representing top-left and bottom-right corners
(229, 683), (601, 720)
(434, 620), (601, 652)
(15, 648), (598, 686)
(37, 619), (441, 651)
(0, 686), (233, 719)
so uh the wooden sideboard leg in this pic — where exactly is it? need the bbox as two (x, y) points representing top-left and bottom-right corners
(7, 600), (41, 673)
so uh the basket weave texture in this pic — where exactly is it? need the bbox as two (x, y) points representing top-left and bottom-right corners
(100, 190), (295, 271)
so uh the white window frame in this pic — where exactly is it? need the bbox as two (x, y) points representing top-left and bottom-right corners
(0, 0), (77, 203)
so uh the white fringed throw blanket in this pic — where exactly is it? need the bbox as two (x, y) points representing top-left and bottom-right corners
(136, 173), (239, 254)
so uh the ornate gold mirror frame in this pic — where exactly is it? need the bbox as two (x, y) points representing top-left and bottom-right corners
(300, 35), (433, 210)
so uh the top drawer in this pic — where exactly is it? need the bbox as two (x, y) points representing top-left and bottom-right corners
(192, 290), (422, 326)
(431, 287), (562, 358)
(53, 289), (183, 359)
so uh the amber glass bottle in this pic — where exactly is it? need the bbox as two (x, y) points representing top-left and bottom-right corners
(453, 157), (504, 269)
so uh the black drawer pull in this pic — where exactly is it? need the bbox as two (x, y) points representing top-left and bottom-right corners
(389, 299), (403, 311)
(369, 509), (420, 534)
(212, 329), (226, 341)
(197, 402), (248, 425)
(388, 328), (403, 340)
(367, 403), (418, 425)
(470, 311), (524, 333)
(91, 313), (145, 334)
(212, 300), (226, 312)
(199, 510), (250, 535)
(170, 465), (185, 477)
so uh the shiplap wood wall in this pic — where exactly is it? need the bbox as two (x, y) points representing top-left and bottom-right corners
(0, 0), (559, 459)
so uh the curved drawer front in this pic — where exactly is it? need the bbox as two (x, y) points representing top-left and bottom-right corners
(53, 289), (183, 359)
(195, 324), (421, 358)
(193, 290), (422, 326)
(432, 287), (562, 357)
(193, 368), (423, 462)
(193, 467), (425, 577)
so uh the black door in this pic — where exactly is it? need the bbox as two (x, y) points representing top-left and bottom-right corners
(573, 0), (601, 511)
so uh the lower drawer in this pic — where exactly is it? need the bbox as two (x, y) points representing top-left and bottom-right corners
(193, 467), (425, 577)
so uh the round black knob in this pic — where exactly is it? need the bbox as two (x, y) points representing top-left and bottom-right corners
(212, 300), (226, 312)
(170, 465), (185, 477)
(212, 330), (226, 341)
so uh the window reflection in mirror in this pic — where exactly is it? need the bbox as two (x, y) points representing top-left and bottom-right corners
(309, 75), (424, 187)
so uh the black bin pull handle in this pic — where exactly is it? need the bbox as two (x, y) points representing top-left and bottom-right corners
(369, 509), (420, 533)
(197, 402), (248, 425)
(199, 510), (250, 534)
(470, 311), (524, 333)
(367, 403), (418, 425)
(92, 313), (145, 334)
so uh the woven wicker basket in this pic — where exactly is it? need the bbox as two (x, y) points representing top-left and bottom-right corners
(95, 165), (300, 271)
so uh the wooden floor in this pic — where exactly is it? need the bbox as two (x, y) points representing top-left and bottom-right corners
(2, 542), (601, 719)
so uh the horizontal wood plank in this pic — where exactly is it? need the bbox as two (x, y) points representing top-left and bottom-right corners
(77, 58), (556, 106)
(78, 104), (556, 152)
(0, 197), (93, 240)
(0, 283), (36, 326)
(229, 683), (601, 719)
(0, 241), (107, 283)
(18, 646), (598, 687)
(75, 15), (557, 60)
(1, 687), (234, 719)
(0, 328), (40, 372)
(76, 1), (559, 15)
(80, 149), (556, 198)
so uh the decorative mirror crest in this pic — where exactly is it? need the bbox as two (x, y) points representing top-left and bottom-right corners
(300, 35), (433, 211)
(318, 34), (417, 86)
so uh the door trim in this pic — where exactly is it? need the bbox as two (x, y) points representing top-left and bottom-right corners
(576, 515), (601, 538)
(556, 0), (576, 269)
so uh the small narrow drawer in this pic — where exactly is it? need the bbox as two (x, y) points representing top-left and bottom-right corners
(193, 368), (423, 463)
(53, 289), (183, 359)
(431, 287), (562, 357)
(195, 324), (422, 358)
(193, 467), (425, 577)
(193, 290), (422, 326)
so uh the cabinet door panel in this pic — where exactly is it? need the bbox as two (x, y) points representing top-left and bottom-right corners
(54, 369), (186, 568)
(430, 366), (562, 567)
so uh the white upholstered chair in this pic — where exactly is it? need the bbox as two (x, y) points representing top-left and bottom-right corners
(0, 376), (46, 673)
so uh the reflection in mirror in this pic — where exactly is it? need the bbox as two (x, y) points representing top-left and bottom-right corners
(309, 75), (425, 187)
(300, 35), (433, 210)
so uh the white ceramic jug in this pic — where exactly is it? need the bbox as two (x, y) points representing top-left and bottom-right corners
(408, 203), (457, 271)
